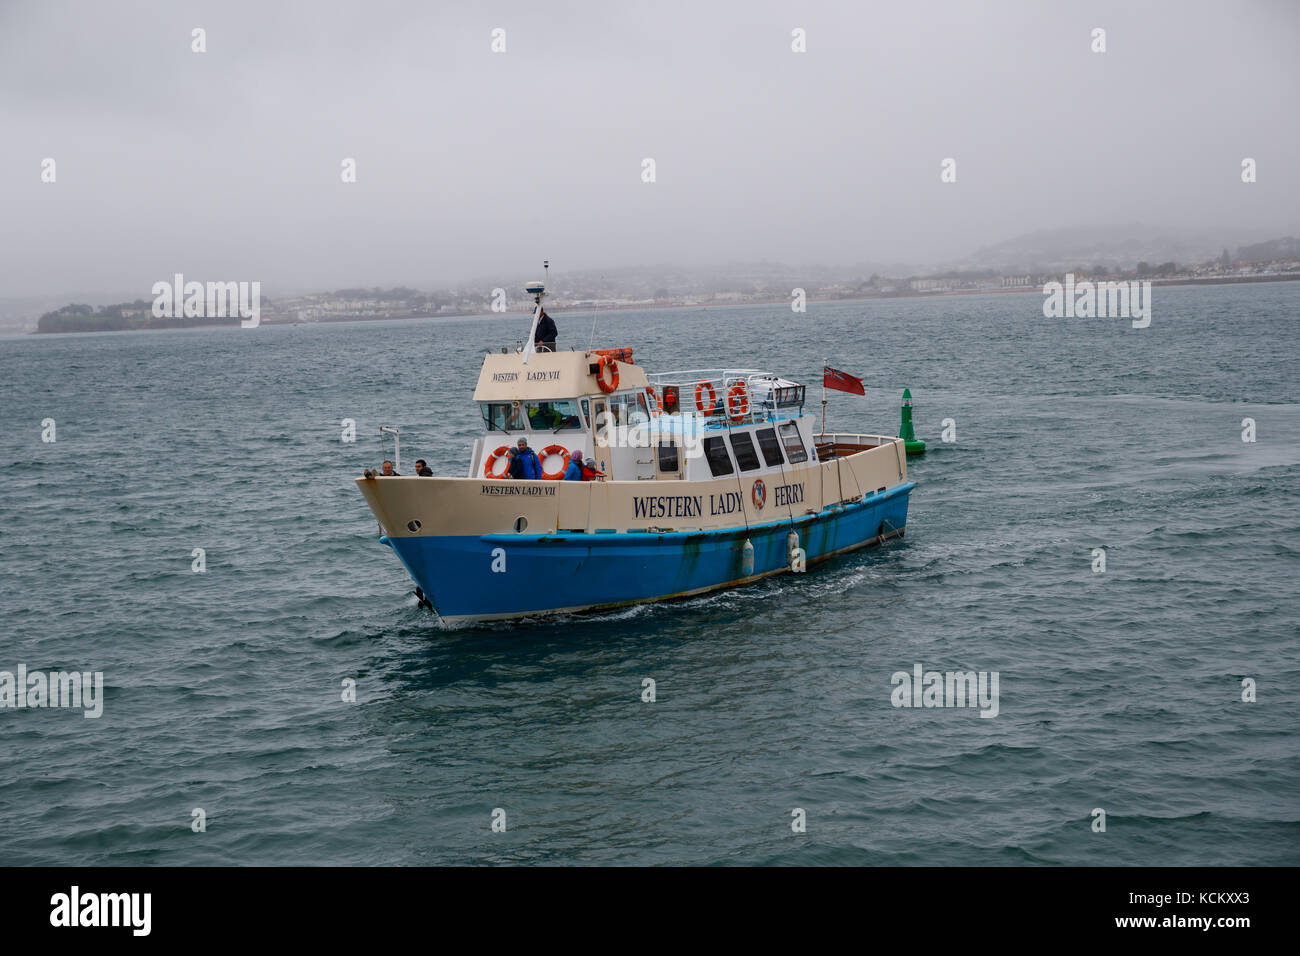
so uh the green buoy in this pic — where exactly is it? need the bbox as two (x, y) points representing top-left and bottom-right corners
(901, 388), (926, 456)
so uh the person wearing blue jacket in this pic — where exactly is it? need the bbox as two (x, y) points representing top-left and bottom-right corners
(563, 449), (584, 481)
(515, 438), (542, 479)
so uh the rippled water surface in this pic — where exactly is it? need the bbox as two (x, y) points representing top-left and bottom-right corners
(2, 282), (1298, 865)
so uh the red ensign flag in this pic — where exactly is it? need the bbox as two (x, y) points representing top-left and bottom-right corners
(823, 366), (865, 395)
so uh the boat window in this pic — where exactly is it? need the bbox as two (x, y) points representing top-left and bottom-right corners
(658, 441), (679, 473)
(524, 399), (583, 431)
(756, 428), (785, 467)
(481, 401), (527, 432)
(607, 392), (650, 427)
(702, 436), (734, 477)
(729, 432), (761, 471)
(778, 422), (807, 463)
(580, 398), (590, 426)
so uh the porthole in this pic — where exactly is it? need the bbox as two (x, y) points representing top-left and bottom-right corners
(514, 516), (528, 533)
(407, 519), (422, 532)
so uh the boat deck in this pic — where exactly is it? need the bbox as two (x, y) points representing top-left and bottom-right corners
(814, 433), (904, 461)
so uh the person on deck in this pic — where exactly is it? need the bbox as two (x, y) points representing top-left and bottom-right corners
(506, 446), (524, 479)
(380, 460), (399, 476)
(534, 309), (557, 352)
(580, 457), (604, 481)
(563, 449), (584, 481)
(414, 459), (433, 476)
(515, 438), (541, 479)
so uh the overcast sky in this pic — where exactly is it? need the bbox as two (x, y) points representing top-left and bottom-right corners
(1, 0), (1296, 297)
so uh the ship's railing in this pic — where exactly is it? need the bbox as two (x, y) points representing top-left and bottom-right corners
(648, 368), (771, 387)
(646, 368), (801, 425)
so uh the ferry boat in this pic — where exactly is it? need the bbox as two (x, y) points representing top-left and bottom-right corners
(356, 281), (915, 623)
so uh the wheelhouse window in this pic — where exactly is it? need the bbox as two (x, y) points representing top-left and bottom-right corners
(658, 441), (679, 473)
(607, 392), (650, 427)
(481, 401), (527, 432)
(702, 436), (735, 477)
(778, 422), (807, 463)
(729, 432), (761, 471)
(756, 428), (785, 467)
(524, 399), (583, 431)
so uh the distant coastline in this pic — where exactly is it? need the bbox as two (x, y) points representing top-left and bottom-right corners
(30, 271), (1300, 334)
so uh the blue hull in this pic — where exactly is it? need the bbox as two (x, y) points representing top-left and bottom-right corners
(384, 482), (913, 622)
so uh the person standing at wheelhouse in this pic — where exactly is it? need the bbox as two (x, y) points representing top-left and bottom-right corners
(534, 309), (557, 352)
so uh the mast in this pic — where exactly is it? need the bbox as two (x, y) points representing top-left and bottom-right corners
(820, 355), (828, 435)
(521, 259), (549, 365)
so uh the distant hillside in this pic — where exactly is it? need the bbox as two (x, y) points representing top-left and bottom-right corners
(959, 225), (1236, 274)
(1236, 236), (1299, 262)
(36, 301), (242, 333)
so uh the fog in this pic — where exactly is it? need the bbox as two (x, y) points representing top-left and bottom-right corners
(1, 0), (1296, 297)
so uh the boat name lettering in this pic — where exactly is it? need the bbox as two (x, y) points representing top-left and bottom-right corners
(492, 372), (519, 382)
(774, 482), (805, 507)
(633, 494), (704, 520)
(480, 484), (557, 496)
(709, 492), (744, 515)
(526, 370), (562, 381)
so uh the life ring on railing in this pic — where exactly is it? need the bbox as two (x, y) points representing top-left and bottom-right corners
(726, 382), (750, 421)
(540, 444), (569, 480)
(483, 445), (512, 478)
(645, 385), (661, 415)
(695, 380), (718, 415)
(597, 355), (620, 393)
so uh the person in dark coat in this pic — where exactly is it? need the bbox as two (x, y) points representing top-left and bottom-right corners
(506, 446), (524, 479)
(414, 459), (433, 476)
(515, 438), (541, 479)
(534, 309), (557, 352)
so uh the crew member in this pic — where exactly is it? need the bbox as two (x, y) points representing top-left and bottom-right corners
(414, 459), (433, 476)
(534, 309), (557, 352)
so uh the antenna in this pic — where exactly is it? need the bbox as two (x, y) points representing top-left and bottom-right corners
(521, 259), (549, 363)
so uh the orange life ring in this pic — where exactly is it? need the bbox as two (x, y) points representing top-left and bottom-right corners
(540, 444), (569, 480)
(597, 355), (620, 394)
(695, 380), (718, 414)
(483, 445), (512, 478)
(726, 382), (750, 421)
(645, 386), (661, 414)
